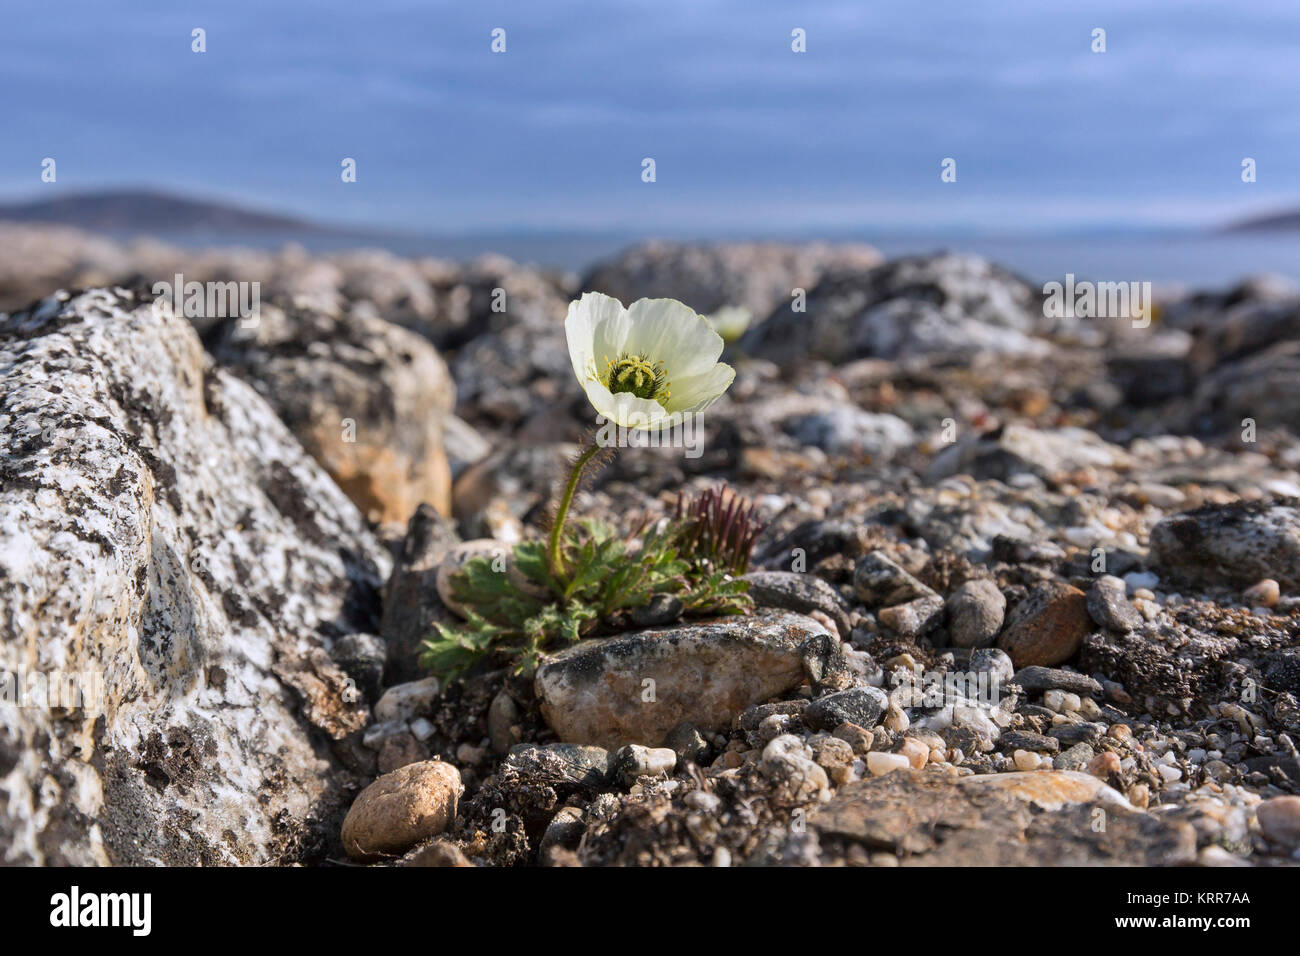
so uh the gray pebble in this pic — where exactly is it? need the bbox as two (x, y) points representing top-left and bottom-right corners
(1052, 742), (1095, 771)
(946, 578), (1006, 648)
(1086, 575), (1142, 631)
(1000, 730), (1060, 753)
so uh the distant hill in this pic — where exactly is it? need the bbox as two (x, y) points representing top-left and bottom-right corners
(1222, 209), (1300, 233)
(0, 189), (345, 235)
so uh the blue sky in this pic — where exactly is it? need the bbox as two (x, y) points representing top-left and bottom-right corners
(3, 0), (1299, 233)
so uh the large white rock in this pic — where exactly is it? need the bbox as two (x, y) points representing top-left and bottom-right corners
(0, 288), (391, 864)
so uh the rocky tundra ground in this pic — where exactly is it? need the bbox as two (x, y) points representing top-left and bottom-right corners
(1, 225), (1298, 866)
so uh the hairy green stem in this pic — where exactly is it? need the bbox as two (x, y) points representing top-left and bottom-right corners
(547, 441), (604, 582)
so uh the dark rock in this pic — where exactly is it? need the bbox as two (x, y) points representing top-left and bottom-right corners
(330, 632), (387, 705)
(1187, 341), (1300, 437)
(1000, 731), (1060, 754)
(805, 687), (889, 731)
(1049, 723), (1106, 747)
(664, 722), (710, 766)
(1009, 666), (1104, 697)
(1149, 498), (1300, 591)
(743, 570), (852, 636)
(755, 519), (869, 572)
(1107, 346), (1193, 407)
(629, 593), (684, 627)
(1081, 632), (1232, 720)
(1264, 650), (1300, 696)
(380, 504), (460, 683)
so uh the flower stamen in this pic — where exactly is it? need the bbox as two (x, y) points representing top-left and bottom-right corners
(603, 353), (670, 405)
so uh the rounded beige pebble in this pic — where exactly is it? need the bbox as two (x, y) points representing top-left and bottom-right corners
(342, 760), (464, 861)
(1256, 795), (1300, 849)
(898, 737), (929, 769)
(1087, 750), (1122, 780)
(1013, 749), (1040, 772)
(866, 752), (911, 776)
(1243, 578), (1280, 608)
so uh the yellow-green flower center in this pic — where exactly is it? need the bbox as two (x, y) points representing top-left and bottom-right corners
(604, 353), (670, 404)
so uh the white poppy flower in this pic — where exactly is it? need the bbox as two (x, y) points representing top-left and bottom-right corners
(565, 292), (735, 430)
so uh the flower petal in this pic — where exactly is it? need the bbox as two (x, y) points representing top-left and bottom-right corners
(623, 298), (724, 379)
(566, 292), (631, 387)
(663, 362), (735, 415)
(581, 377), (674, 430)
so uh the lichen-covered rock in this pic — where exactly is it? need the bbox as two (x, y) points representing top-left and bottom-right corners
(210, 301), (455, 525)
(534, 611), (834, 749)
(927, 424), (1130, 484)
(1149, 498), (1300, 591)
(1186, 342), (1300, 437)
(340, 759), (463, 860)
(582, 240), (881, 321)
(740, 253), (1047, 364)
(0, 288), (390, 865)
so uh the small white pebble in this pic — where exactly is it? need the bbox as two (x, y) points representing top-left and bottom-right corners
(1157, 764), (1183, 783)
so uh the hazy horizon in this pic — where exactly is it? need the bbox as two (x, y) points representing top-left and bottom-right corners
(4, 0), (1300, 234)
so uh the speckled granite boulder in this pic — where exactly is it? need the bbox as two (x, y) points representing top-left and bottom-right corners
(0, 288), (390, 865)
